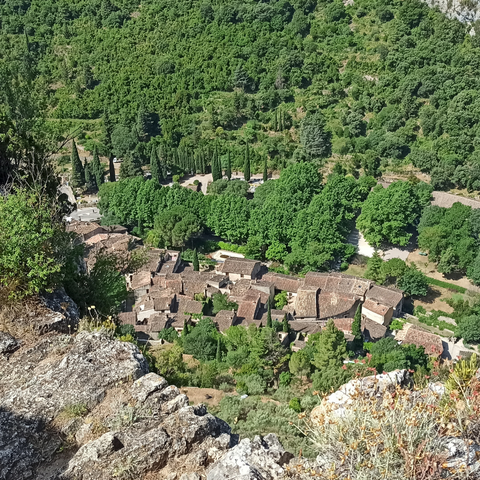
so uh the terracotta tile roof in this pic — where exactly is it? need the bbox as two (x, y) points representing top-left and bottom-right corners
(366, 285), (403, 309)
(158, 260), (178, 276)
(289, 321), (323, 335)
(262, 273), (304, 293)
(402, 325), (444, 356)
(294, 287), (319, 318)
(304, 272), (371, 296)
(214, 310), (236, 332)
(66, 221), (104, 236)
(318, 292), (358, 320)
(237, 318), (265, 328)
(153, 294), (176, 312)
(118, 312), (137, 325)
(169, 314), (191, 327)
(134, 299), (155, 313)
(177, 296), (204, 315)
(207, 274), (228, 286)
(182, 279), (207, 299)
(228, 279), (253, 302)
(149, 314), (170, 333)
(221, 257), (260, 276)
(333, 318), (354, 333)
(363, 298), (391, 316)
(236, 297), (259, 321)
(361, 317), (387, 341)
(131, 271), (152, 290)
(258, 309), (288, 324)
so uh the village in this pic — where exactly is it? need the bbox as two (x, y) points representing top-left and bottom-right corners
(66, 219), (468, 360)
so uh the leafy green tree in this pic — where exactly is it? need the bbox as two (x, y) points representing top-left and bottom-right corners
(207, 194), (250, 243)
(312, 319), (347, 370)
(183, 317), (219, 361)
(158, 327), (179, 344)
(212, 292), (238, 315)
(289, 350), (311, 378)
(300, 111), (332, 160)
(455, 315), (480, 344)
(275, 291), (288, 309)
(357, 181), (432, 247)
(150, 147), (163, 184)
(216, 337), (222, 362)
(397, 266), (428, 297)
(365, 251), (385, 284)
(152, 206), (202, 248)
(70, 140), (85, 188)
(381, 258), (407, 284)
(244, 142), (251, 182)
(120, 153), (142, 179)
(467, 252), (480, 286)
(192, 248), (199, 271)
(0, 190), (77, 299)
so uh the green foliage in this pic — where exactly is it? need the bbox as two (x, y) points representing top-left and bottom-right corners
(397, 266), (429, 297)
(288, 397), (302, 413)
(357, 181), (432, 247)
(192, 248), (199, 272)
(351, 304), (363, 351)
(0, 190), (77, 299)
(71, 140), (85, 188)
(275, 291), (288, 310)
(455, 315), (480, 344)
(212, 292), (238, 315)
(425, 277), (466, 293)
(158, 327), (179, 343)
(244, 143), (251, 182)
(312, 319), (347, 370)
(183, 317), (219, 362)
(300, 111), (332, 160)
(289, 350), (311, 378)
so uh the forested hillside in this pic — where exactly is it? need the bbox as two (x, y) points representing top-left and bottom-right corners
(3, 0), (480, 181)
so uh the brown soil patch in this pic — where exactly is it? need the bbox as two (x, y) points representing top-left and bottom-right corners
(412, 286), (455, 314)
(180, 387), (227, 407)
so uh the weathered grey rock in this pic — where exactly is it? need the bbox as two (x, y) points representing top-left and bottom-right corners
(444, 437), (480, 474)
(207, 434), (293, 480)
(0, 332), (148, 480)
(34, 289), (80, 334)
(131, 372), (168, 403)
(0, 332), (18, 356)
(422, 0), (480, 23)
(180, 474), (201, 480)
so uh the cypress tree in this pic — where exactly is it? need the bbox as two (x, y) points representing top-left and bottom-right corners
(150, 146), (163, 183)
(351, 303), (363, 351)
(84, 159), (96, 191)
(244, 142), (251, 182)
(263, 157), (268, 182)
(266, 302), (272, 328)
(192, 248), (199, 272)
(109, 155), (116, 182)
(91, 147), (104, 188)
(226, 150), (232, 180)
(195, 151), (201, 174)
(70, 140), (85, 188)
(282, 313), (289, 333)
(181, 320), (188, 338)
(201, 150), (206, 174)
(212, 150), (221, 181)
(216, 337), (221, 363)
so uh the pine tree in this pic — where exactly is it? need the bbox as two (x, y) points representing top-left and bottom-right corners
(120, 153), (142, 179)
(91, 147), (104, 188)
(282, 313), (289, 333)
(109, 155), (116, 182)
(70, 140), (85, 188)
(244, 142), (251, 182)
(192, 248), (199, 272)
(351, 303), (363, 351)
(226, 150), (232, 180)
(136, 104), (149, 141)
(365, 251), (385, 284)
(216, 337), (221, 363)
(263, 157), (268, 182)
(312, 319), (348, 370)
(150, 146), (163, 183)
(266, 302), (272, 328)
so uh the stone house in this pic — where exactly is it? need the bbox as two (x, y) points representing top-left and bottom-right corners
(218, 257), (261, 282)
(365, 285), (403, 317)
(294, 287), (319, 320)
(362, 298), (394, 326)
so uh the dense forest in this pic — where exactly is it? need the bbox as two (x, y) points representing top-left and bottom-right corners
(2, 0), (480, 182)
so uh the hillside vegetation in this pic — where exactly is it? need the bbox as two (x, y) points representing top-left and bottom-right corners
(2, 0), (480, 182)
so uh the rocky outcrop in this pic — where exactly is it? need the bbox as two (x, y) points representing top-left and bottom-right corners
(422, 0), (480, 23)
(0, 332), (18, 356)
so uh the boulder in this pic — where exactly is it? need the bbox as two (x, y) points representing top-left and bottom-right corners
(0, 332), (18, 356)
(207, 434), (294, 480)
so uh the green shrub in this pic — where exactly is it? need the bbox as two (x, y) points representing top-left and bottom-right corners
(289, 397), (302, 413)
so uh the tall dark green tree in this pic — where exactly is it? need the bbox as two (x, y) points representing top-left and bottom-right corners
(244, 142), (251, 182)
(263, 157), (268, 182)
(91, 147), (104, 188)
(212, 150), (221, 181)
(192, 248), (199, 271)
(282, 313), (289, 333)
(84, 160), (96, 191)
(70, 140), (85, 188)
(120, 153), (142, 179)
(266, 302), (272, 328)
(351, 304), (363, 351)
(150, 147), (163, 184)
(226, 151), (232, 180)
(216, 337), (221, 362)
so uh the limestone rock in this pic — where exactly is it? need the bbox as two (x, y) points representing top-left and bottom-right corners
(207, 434), (294, 480)
(444, 437), (480, 474)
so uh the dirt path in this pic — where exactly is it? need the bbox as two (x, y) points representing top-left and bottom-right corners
(180, 387), (227, 407)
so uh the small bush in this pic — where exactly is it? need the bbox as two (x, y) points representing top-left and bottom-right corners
(172, 174), (180, 183)
(288, 397), (302, 412)
(219, 382), (234, 392)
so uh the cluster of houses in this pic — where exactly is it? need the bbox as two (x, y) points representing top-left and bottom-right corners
(67, 220), (447, 357)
